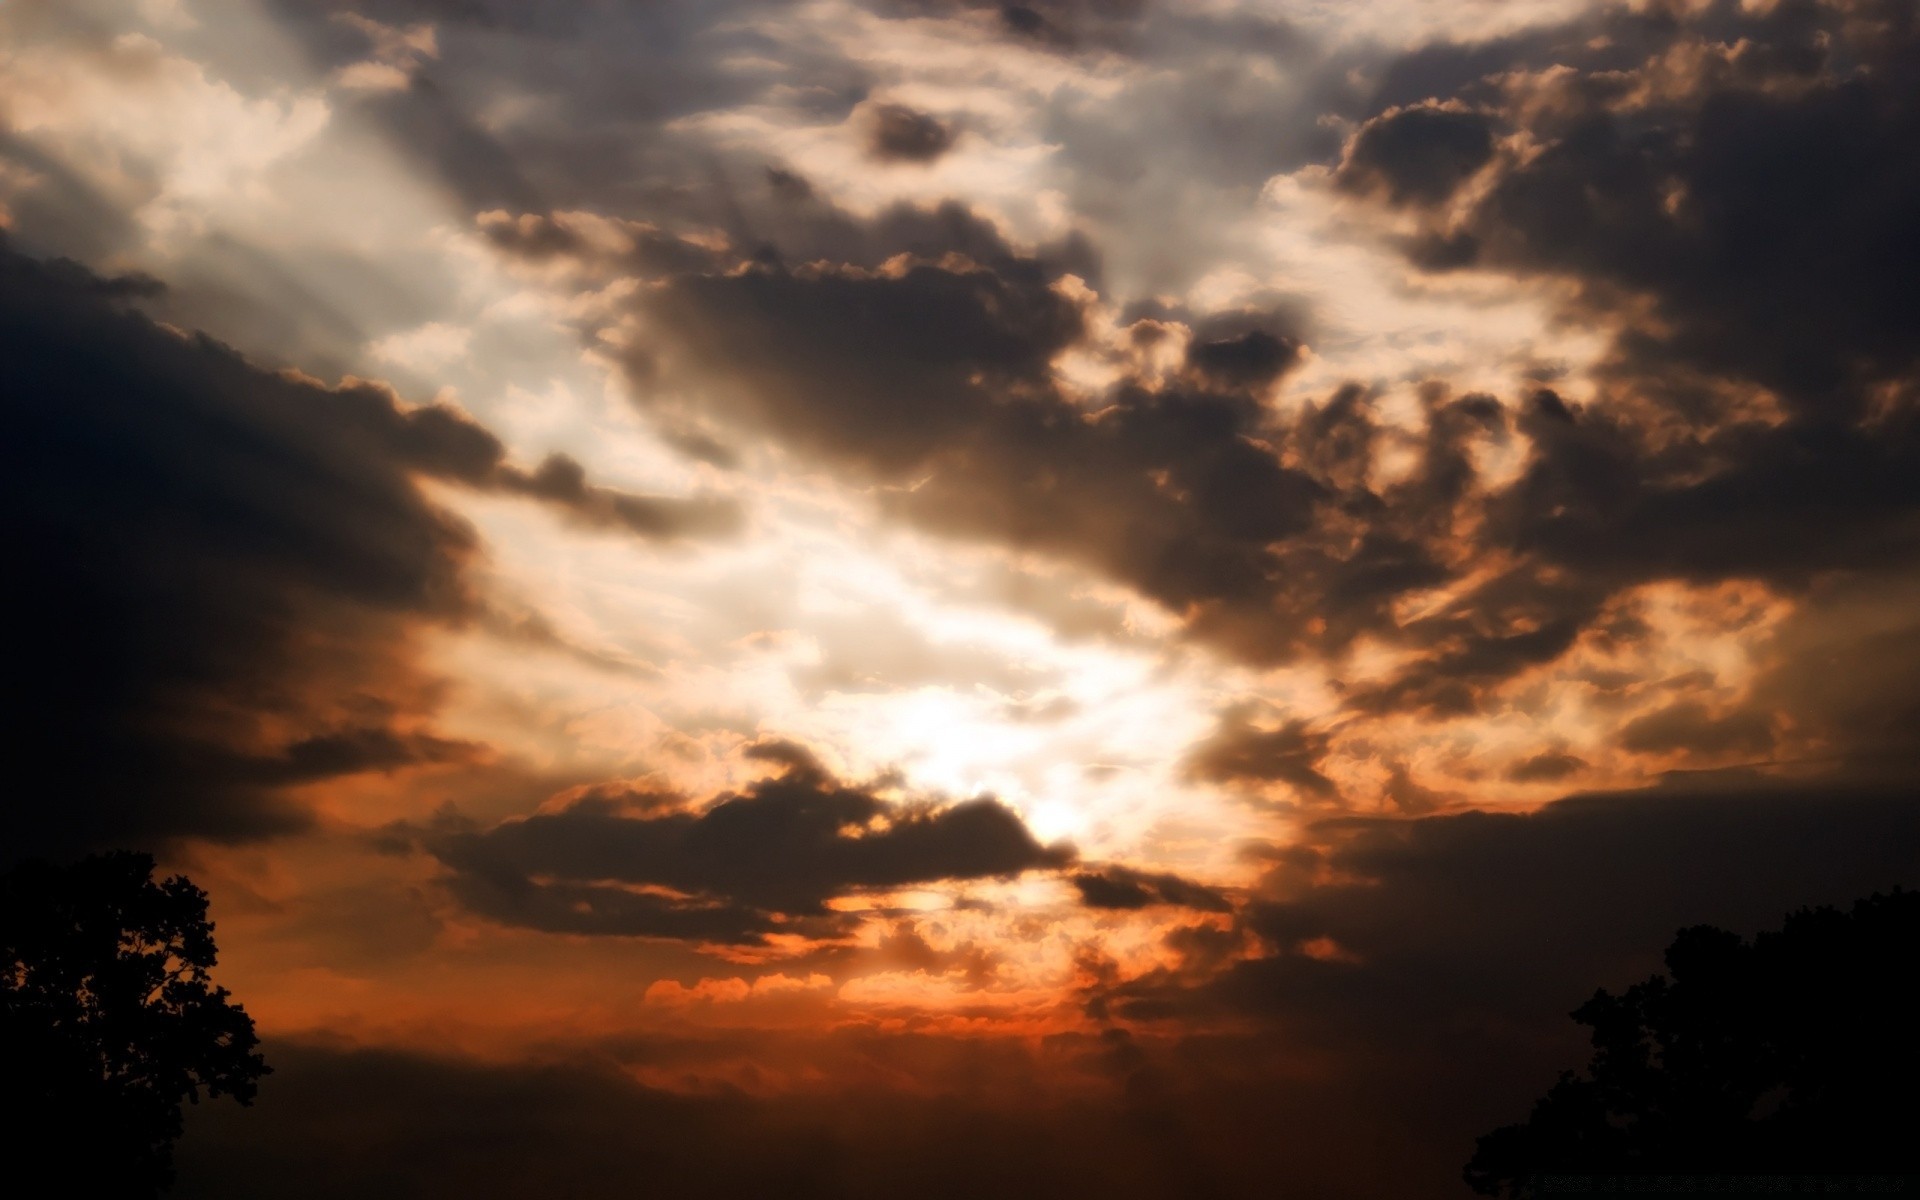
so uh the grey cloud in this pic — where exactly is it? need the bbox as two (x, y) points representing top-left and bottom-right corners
(1071, 866), (1232, 912)
(421, 743), (1074, 942)
(353, 74), (546, 215)
(1302, 0), (1920, 746)
(1380, 0), (1920, 419)
(1618, 699), (1775, 759)
(872, 0), (1151, 52)
(507, 215), (1537, 686)
(495, 453), (743, 541)
(1183, 328), (1302, 389)
(1182, 712), (1336, 799)
(1503, 750), (1587, 783)
(262, 0), (872, 230)
(1335, 105), (1495, 206)
(626, 242), (1514, 670)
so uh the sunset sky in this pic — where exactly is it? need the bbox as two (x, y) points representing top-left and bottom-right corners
(4, 0), (1919, 1195)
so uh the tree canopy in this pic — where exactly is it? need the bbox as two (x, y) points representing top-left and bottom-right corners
(1466, 889), (1920, 1196)
(1, 851), (269, 1194)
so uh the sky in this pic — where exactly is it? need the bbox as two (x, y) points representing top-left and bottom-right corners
(3, 0), (1918, 1195)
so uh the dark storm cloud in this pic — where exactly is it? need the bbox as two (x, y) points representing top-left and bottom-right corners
(0, 243), (733, 860)
(1342, 562), (1606, 719)
(240, 728), (485, 786)
(643, 255), (1086, 474)
(421, 743), (1073, 943)
(863, 103), (957, 164)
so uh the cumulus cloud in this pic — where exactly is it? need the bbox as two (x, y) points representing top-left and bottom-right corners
(1386, 1), (1920, 419)
(1318, 0), (1920, 760)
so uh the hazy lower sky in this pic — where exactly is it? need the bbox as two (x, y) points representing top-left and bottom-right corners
(5, 1), (1918, 1195)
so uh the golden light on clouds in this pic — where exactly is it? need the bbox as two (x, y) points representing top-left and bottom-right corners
(7, 0), (1920, 1193)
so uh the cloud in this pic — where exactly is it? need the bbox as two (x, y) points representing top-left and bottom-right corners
(258, 0), (872, 227)
(862, 102), (956, 164)
(0, 242), (731, 860)
(421, 742), (1073, 943)
(613, 230), (1530, 673)
(873, 0), (1152, 52)
(490, 185), (1685, 732)
(442, 0), (1920, 783)
(1385, 0), (1920, 420)
(1306, 0), (1920, 740)
(1070, 866), (1231, 913)
(1617, 699), (1774, 759)
(1231, 782), (1920, 1060)
(493, 452), (742, 541)
(1334, 103), (1495, 206)
(1182, 710), (1337, 800)
(1503, 750), (1586, 784)
(255, 0), (1920, 788)
(1182, 328), (1302, 389)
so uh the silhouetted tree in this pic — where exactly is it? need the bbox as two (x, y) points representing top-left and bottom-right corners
(1, 851), (269, 1195)
(1465, 890), (1920, 1196)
